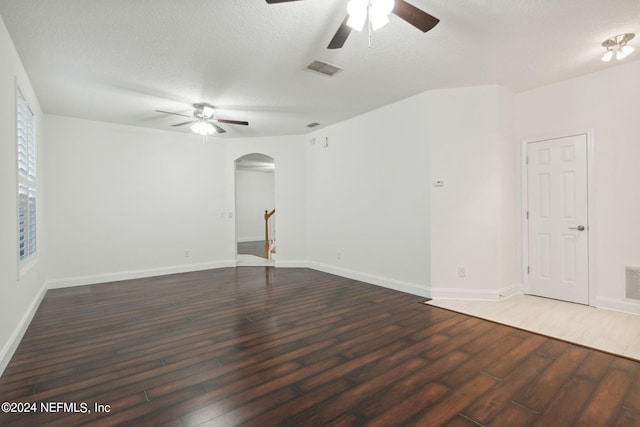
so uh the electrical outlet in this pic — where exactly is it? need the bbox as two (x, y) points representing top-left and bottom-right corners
(185, 250), (191, 258)
(457, 267), (466, 277)
(337, 250), (342, 260)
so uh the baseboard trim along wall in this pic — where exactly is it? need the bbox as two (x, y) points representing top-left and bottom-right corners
(308, 261), (431, 298)
(274, 260), (310, 268)
(595, 296), (640, 316)
(46, 260), (237, 289)
(429, 283), (522, 301)
(0, 281), (48, 378)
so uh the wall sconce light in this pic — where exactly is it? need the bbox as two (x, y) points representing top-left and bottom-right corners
(601, 33), (635, 62)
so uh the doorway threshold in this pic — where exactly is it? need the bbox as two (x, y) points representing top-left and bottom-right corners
(236, 254), (275, 267)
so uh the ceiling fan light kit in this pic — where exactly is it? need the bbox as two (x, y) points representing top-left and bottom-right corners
(347, 0), (394, 32)
(266, 0), (439, 50)
(156, 103), (249, 136)
(601, 33), (635, 62)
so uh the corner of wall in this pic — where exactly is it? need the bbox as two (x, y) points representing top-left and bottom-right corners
(0, 280), (48, 377)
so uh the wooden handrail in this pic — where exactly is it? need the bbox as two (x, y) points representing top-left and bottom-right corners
(264, 209), (275, 259)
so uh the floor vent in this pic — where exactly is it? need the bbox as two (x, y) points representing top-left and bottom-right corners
(625, 266), (640, 300)
(306, 60), (343, 77)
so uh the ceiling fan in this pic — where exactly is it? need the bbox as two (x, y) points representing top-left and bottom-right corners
(265, 0), (439, 49)
(155, 103), (249, 135)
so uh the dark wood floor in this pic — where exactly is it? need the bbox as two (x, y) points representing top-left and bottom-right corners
(1, 268), (640, 426)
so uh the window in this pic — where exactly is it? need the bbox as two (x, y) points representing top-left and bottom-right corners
(17, 88), (36, 265)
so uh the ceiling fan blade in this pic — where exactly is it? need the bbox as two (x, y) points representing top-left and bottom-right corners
(216, 119), (249, 126)
(327, 15), (352, 49)
(393, 0), (440, 33)
(265, 0), (304, 3)
(212, 123), (227, 134)
(172, 120), (195, 127)
(156, 110), (193, 119)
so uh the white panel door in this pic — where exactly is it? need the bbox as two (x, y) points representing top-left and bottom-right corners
(527, 134), (589, 304)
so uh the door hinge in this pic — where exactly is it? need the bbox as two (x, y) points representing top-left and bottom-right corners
(525, 155), (529, 165)
(526, 211), (529, 220)
(527, 266), (530, 275)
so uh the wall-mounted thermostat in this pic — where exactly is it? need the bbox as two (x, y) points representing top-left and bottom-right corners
(433, 180), (445, 187)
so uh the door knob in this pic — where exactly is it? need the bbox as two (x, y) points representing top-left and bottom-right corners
(568, 225), (585, 231)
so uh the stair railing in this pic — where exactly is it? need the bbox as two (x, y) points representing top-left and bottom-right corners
(264, 209), (276, 259)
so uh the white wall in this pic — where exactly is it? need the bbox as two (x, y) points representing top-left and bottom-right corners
(44, 119), (308, 283)
(428, 85), (519, 299)
(44, 115), (232, 287)
(235, 169), (275, 242)
(306, 92), (432, 295)
(0, 16), (47, 374)
(305, 85), (519, 299)
(516, 59), (640, 313)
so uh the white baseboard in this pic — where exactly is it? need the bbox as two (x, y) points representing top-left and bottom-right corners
(430, 283), (522, 301)
(595, 296), (640, 316)
(308, 261), (430, 298)
(46, 260), (236, 289)
(0, 282), (48, 377)
(275, 260), (310, 268)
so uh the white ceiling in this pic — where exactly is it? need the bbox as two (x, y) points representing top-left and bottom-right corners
(0, 0), (638, 138)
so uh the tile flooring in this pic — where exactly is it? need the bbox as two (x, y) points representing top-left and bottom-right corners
(426, 295), (640, 361)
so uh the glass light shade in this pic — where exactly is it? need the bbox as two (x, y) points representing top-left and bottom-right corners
(620, 44), (635, 57)
(369, 9), (390, 30)
(601, 50), (613, 62)
(616, 49), (627, 60)
(347, 0), (367, 31)
(373, 0), (394, 16)
(191, 121), (215, 136)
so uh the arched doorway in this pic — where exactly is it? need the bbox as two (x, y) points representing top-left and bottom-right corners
(234, 153), (275, 266)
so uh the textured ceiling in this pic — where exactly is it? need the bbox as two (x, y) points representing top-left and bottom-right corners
(0, 0), (638, 138)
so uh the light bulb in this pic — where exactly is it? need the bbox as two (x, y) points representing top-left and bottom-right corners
(373, 0), (394, 16)
(347, 0), (367, 31)
(620, 44), (635, 57)
(616, 49), (627, 60)
(191, 120), (215, 136)
(369, 8), (390, 30)
(601, 50), (613, 62)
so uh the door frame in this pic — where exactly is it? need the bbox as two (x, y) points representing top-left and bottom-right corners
(521, 129), (596, 305)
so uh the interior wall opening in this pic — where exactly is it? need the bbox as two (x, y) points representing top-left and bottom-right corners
(234, 153), (276, 267)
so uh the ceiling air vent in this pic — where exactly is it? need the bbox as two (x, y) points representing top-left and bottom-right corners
(625, 266), (640, 300)
(306, 60), (343, 77)
(306, 122), (320, 128)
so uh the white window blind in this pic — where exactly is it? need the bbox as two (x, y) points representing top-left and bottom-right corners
(17, 89), (36, 263)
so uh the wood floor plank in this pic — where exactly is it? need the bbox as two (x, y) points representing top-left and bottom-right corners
(575, 368), (633, 427)
(461, 352), (551, 425)
(511, 346), (589, 412)
(360, 382), (450, 427)
(488, 402), (539, 427)
(530, 376), (596, 427)
(1, 267), (640, 426)
(409, 373), (499, 425)
(481, 333), (547, 380)
(573, 349), (614, 382)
